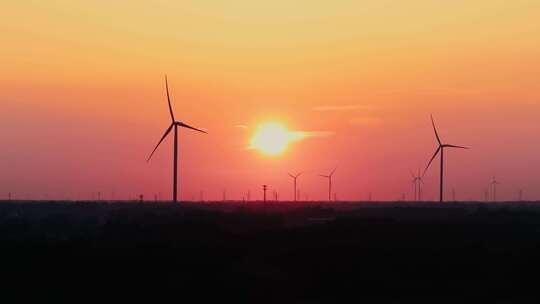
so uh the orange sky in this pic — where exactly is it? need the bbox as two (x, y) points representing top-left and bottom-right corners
(1, 1), (540, 201)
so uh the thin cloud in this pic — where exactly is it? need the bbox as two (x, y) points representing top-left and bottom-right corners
(295, 131), (335, 138)
(348, 116), (382, 125)
(289, 131), (335, 142)
(233, 124), (248, 129)
(313, 104), (371, 112)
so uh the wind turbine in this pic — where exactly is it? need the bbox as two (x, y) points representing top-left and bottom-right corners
(288, 172), (303, 202)
(410, 169), (424, 201)
(262, 185), (268, 202)
(147, 76), (207, 203)
(320, 168), (337, 202)
(411, 172), (418, 201)
(490, 176), (501, 202)
(424, 115), (469, 203)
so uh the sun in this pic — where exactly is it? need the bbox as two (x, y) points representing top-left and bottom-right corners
(250, 122), (301, 156)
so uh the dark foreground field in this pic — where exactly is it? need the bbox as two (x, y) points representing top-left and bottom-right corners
(2, 201), (540, 302)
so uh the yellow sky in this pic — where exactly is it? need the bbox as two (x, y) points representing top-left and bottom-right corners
(3, 1), (539, 84)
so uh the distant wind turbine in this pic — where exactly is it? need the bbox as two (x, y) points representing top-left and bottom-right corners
(288, 172), (303, 202)
(262, 185), (268, 202)
(424, 115), (469, 203)
(410, 169), (424, 201)
(490, 176), (501, 202)
(320, 168), (337, 202)
(147, 76), (207, 203)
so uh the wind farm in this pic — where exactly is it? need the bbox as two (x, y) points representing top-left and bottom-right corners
(6, 106), (536, 303)
(3, 1), (540, 302)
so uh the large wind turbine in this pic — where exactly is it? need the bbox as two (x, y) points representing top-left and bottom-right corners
(288, 172), (303, 202)
(147, 76), (207, 203)
(424, 115), (468, 203)
(320, 168), (337, 202)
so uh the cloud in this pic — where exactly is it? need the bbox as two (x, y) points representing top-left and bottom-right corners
(313, 104), (370, 112)
(293, 131), (335, 138)
(348, 116), (382, 125)
(288, 131), (335, 142)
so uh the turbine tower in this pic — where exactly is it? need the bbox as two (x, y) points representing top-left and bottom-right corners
(320, 168), (337, 202)
(147, 76), (207, 203)
(424, 115), (469, 203)
(288, 172), (303, 202)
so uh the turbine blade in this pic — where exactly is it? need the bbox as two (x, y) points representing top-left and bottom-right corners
(445, 144), (469, 149)
(178, 122), (207, 134)
(147, 123), (174, 162)
(330, 167), (337, 176)
(165, 75), (175, 122)
(288, 173), (295, 178)
(320, 175), (329, 178)
(424, 146), (441, 176)
(297, 172), (304, 177)
(430, 114), (442, 145)
(410, 170), (416, 179)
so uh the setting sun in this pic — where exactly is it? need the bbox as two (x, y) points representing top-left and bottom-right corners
(249, 122), (303, 156)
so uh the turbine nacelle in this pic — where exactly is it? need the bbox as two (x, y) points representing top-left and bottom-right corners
(175, 121), (208, 134)
(288, 172), (303, 179)
(319, 167), (337, 179)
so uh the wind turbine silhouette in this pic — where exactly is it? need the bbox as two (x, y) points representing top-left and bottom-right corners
(288, 172), (303, 202)
(410, 169), (424, 201)
(147, 76), (207, 203)
(320, 168), (337, 202)
(424, 115), (468, 203)
(490, 176), (501, 202)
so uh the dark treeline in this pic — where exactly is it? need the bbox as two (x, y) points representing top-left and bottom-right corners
(1, 201), (540, 302)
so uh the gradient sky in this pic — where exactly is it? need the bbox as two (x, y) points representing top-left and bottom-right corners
(1, 1), (540, 201)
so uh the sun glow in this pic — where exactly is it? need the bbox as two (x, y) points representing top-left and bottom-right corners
(250, 122), (303, 156)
